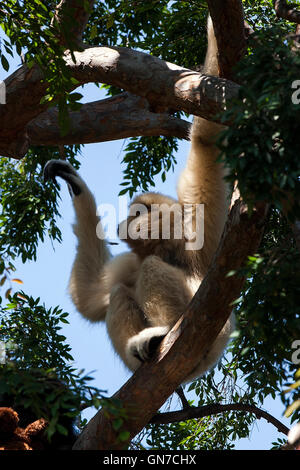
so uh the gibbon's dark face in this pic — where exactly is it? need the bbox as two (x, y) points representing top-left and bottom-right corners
(118, 192), (184, 259)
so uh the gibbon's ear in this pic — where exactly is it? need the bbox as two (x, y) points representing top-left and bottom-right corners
(43, 159), (82, 196)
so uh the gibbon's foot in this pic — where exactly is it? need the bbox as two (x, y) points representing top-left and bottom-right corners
(127, 326), (169, 364)
(43, 159), (82, 196)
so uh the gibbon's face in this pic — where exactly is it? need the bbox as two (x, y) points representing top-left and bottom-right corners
(118, 192), (184, 259)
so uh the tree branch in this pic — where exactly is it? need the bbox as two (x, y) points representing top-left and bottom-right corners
(26, 93), (191, 146)
(72, 199), (269, 450)
(0, 47), (239, 158)
(65, 46), (239, 119)
(52, 0), (95, 48)
(150, 403), (290, 436)
(206, 0), (246, 79)
(274, 0), (300, 23)
(175, 387), (190, 410)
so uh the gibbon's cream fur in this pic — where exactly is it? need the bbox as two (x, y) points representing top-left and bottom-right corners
(43, 17), (234, 383)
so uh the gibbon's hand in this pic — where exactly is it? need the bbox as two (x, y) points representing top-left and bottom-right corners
(127, 326), (169, 364)
(43, 159), (82, 196)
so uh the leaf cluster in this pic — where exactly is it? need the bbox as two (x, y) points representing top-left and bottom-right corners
(0, 145), (81, 264)
(228, 209), (300, 421)
(0, 291), (106, 440)
(120, 136), (178, 197)
(219, 24), (300, 220)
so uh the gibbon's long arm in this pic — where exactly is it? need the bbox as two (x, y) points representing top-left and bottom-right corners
(44, 161), (141, 322)
(177, 17), (228, 276)
(44, 160), (113, 321)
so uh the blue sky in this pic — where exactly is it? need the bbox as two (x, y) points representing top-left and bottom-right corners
(1, 38), (293, 450)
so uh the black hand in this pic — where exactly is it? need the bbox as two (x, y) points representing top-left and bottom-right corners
(43, 160), (82, 196)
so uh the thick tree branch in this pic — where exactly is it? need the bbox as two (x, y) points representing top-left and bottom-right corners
(150, 403), (290, 436)
(65, 46), (239, 119)
(0, 64), (47, 157)
(0, 47), (239, 158)
(206, 0), (246, 79)
(73, 199), (269, 450)
(274, 0), (300, 23)
(52, 0), (95, 48)
(26, 93), (191, 146)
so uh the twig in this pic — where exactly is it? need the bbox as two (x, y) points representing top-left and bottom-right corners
(150, 403), (290, 436)
(175, 387), (190, 409)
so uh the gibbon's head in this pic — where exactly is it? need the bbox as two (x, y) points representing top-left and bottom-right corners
(118, 192), (185, 260)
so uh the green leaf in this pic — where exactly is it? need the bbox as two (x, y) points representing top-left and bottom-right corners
(118, 430), (130, 442)
(1, 54), (9, 71)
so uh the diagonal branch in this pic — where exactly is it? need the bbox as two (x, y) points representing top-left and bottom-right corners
(72, 199), (269, 450)
(150, 403), (290, 436)
(274, 0), (300, 23)
(26, 93), (191, 146)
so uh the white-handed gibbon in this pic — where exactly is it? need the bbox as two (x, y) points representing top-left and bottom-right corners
(43, 17), (234, 383)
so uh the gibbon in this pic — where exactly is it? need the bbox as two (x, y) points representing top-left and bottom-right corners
(43, 17), (234, 383)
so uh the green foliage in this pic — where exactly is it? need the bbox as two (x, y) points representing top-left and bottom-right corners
(213, 19), (300, 432)
(134, 359), (257, 450)
(219, 24), (300, 220)
(0, 292), (105, 440)
(0, 145), (81, 263)
(228, 209), (300, 420)
(242, 0), (279, 29)
(86, 0), (208, 67)
(0, 0), (83, 134)
(120, 136), (178, 197)
(145, 418), (228, 451)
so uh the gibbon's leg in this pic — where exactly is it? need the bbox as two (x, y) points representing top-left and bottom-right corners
(177, 17), (229, 277)
(126, 255), (193, 365)
(43, 159), (111, 321)
(106, 282), (169, 371)
(136, 255), (192, 326)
